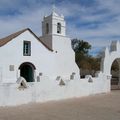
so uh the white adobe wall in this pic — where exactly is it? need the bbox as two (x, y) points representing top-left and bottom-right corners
(52, 35), (80, 80)
(0, 73), (110, 106)
(0, 31), (55, 83)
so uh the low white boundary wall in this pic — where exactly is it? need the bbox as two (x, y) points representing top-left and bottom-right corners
(0, 73), (110, 106)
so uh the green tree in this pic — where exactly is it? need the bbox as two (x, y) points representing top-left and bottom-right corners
(71, 39), (100, 77)
(71, 39), (91, 55)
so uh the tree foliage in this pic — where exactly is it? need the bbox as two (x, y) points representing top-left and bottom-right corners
(71, 39), (120, 77)
(71, 38), (101, 77)
(71, 39), (91, 55)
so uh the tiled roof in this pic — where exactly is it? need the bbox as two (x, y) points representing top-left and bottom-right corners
(0, 28), (53, 51)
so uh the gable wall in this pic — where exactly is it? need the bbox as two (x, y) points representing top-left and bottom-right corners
(0, 31), (55, 83)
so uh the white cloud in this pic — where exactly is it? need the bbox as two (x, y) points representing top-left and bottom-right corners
(0, 2), (52, 38)
(0, 0), (120, 56)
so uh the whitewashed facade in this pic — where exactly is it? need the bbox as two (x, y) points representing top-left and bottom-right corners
(0, 11), (114, 106)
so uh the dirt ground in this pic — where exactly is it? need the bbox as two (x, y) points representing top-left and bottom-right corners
(0, 91), (120, 120)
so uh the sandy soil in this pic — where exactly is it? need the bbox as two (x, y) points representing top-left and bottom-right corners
(0, 91), (120, 120)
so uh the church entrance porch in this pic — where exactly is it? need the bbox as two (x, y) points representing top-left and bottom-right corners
(111, 59), (120, 90)
(19, 62), (36, 82)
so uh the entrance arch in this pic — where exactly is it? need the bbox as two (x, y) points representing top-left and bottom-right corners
(111, 59), (120, 90)
(19, 62), (36, 82)
(101, 41), (120, 90)
(101, 41), (120, 75)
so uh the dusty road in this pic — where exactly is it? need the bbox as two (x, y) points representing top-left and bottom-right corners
(0, 91), (120, 120)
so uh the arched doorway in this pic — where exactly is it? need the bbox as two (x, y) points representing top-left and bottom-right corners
(19, 62), (36, 82)
(111, 59), (120, 90)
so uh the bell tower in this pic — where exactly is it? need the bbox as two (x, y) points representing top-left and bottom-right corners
(42, 11), (66, 36)
(40, 9), (67, 51)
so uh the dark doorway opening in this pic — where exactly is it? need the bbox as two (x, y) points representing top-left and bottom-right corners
(111, 59), (120, 90)
(19, 62), (36, 82)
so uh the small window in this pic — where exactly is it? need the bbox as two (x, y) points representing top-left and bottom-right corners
(23, 41), (31, 56)
(46, 23), (49, 34)
(57, 23), (61, 34)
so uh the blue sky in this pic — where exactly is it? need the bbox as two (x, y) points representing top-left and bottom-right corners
(0, 0), (120, 56)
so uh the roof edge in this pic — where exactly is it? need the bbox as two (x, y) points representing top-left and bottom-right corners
(0, 28), (53, 51)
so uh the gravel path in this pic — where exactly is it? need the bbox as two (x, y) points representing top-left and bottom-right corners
(0, 91), (120, 120)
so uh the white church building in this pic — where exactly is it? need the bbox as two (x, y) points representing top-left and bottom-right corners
(0, 11), (80, 84)
(0, 11), (118, 106)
